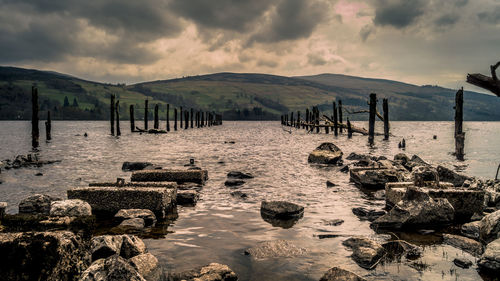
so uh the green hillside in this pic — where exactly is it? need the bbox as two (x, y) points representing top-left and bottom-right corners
(1, 66), (499, 121)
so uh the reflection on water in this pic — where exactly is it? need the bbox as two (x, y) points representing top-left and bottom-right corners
(0, 120), (499, 280)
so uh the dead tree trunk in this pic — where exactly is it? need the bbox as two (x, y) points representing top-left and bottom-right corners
(455, 88), (465, 160)
(31, 87), (39, 147)
(110, 94), (115, 135)
(368, 93), (377, 145)
(383, 98), (389, 140)
(466, 61), (500, 97)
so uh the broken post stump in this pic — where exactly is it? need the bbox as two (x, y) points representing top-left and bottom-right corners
(144, 99), (149, 131)
(368, 93), (377, 145)
(154, 104), (159, 129)
(455, 88), (465, 160)
(347, 118), (352, 138)
(174, 108), (178, 131)
(115, 100), (121, 136)
(184, 110), (189, 129)
(166, 104), (170, 132)
(45, 110), (51, 141)
(130, 105), (135, 132)
(191, 108), (194, 128)
(333, 102), (338, 136)
(383, 98), (389, 140)
(110, 94), (115, 136)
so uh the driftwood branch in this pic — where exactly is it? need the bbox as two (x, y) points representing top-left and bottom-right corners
(343, 108), (384, 121)
(466, 61), (500, 97)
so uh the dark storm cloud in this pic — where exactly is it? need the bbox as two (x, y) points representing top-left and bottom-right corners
(249, 0), (329, 44)
(373, 0), (427, 28)
(359, 25), (375, 42)
(434, 13), (460, 26)
(478, 6), (500, 25)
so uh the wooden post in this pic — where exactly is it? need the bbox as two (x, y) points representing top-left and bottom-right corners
(110, 94), (115, 135)
(455, 88), (465, 160)
(130, 105), (135, 132)
(45, 110), (51, 141)
(32, 87), (39, 147)
(297, 111), (300, 128)
(325, 125), (329, 134)
(116, 100), (121, 136)
(347, 118), (352, 138)
(368, 93), (377, 145)
(197, 111), (200, 128)
(305, 108), (309, 129)
(144, 99), (148, 130)
(174, 108), (178, 131)
(201, 112), (204, 127)
(333, 102), (338, 136)
(180, 107), (183, 128)
(315, 107), (320, 133)
(185, 110), (189, 129)
(383, 98), (389, 140)
(191, 108), (194, 128)
(166, 104), (170, 132)
(154, 104), (159, 129)
(290, 112), (294, 127)
(338, 100), (343, 133)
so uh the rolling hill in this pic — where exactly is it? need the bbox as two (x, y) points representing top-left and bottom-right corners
(1, 66), (499, 121)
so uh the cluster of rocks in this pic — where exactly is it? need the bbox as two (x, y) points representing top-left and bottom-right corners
(224, 171), (254, 199)
(0, 153), (60, 170)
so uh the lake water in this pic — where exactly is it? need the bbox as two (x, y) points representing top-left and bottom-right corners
(0, 121), (499, 280)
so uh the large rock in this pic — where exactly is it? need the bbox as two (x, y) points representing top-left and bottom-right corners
(443, 234), (483, 256)
(244, 240), (305, 259)
(115, 209), (156, 227)
(352, 207), (386, 222)
(90, 235), (146, 261)
(350, 168), (403, 190)
(227, 171), (254, 179)
(0, 231), (90, 281)
(372, 187), (455, 229)
(478, 238), (500, 273)
(119, 218), (146, 230)
(168, 263), (237, 281)
(437, 165), (472, 187)
(120, 235), (147, 259)
(319, 266), (366, 281)
(224, 179), (245, 187)
(50, 199), (92, 217)
(308, 143), (343, 164)
(67, 186), (176, 219)
(480, 210), (500, 244)
(131, 169), (208, 184)
(342, 237), (385, 269)
(122, 162), (153, 171)
(461, 221), (481, 240)
(79, 255), (145, 281)
(382, 240), (422, 260)
(129, 253), (160, 281)
(411, 166), (439, 186)
(176, 190), (200, 205)
(261, 201), (304, 219)
(19, 194), (61, 215)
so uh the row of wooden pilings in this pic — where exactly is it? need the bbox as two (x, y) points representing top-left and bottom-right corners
(280, 94), (390, 145)
(109, 95), (222, 136)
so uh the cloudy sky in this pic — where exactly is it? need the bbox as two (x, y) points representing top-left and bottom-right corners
(0, 0), (499, 91)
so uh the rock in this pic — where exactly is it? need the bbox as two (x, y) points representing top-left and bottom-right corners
(176, 190), (200, 205)
(129, 253), (160, 281)
(122, 162), (154, 171)
(478, 238), (500, 273)
(340, 165), (349, 173)
(480, 210), (500, 244)
(454, 257), (473, 269)
(410, 155), (429, 166)
(79, 255), (145, 281)
(0, 201), (6, 220)
(443, 234), (483, 256)
(350, 168), (403, 190)
(115, 209), (156, 227)
(245, 240), (305, 258)
(308, 142), (343, 164)
(35, 172), (43, 176)
(91, 235), (124, 261)
(324, 219), (344, 226)
(50, 199), (92, 217)
(326, 181), (337, 187)
(224, 179), (245, 187)
(393, 153), (410, 164)
(131, 169), (208, 184)
(230, 191), (248, 199)
(120, 235), (147, 259)
(169, 263), (237, 281)
(261, 201), (304, 220)
(227, 171), (254, 179)
(19, 194), (62, 215)
(0, 231), (90, 281)
(372, 187), (455, 229)
(319, 266), (366, 281)
(411, 166), (439, 186)
(342, 237), (385, 269)
(119, 218), (146, 230)
(437, 165), (472, 187)
(346, 153), (373, 161)
(461, 221), (481, 240)
(382, 240), (422, 259)
(352, 207), (386, 222)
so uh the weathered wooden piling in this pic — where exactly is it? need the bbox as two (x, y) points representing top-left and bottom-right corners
(154, 104), (159, 129)
(184, 110), (189, 129)
(110, 94), (115, 136)
(144, 99), (149, 131)
(129, 105), (135, 132)
(290, 112), (294, 127)
(368, 93), (377, 145)
(297, 111), (301, 128)
(180, 107), (183, 128)
(45, 110), (51, 141)
(338, 100), (343, 133)
(333, 102), (338, 136)
(315, 107), (320, 133)
(455, 88), (465, 160)
(383, 98), (389, 140)
(166, 104), (170, 132)
(201, 112), (205, 127)
(347, 118), (352, 138)
(305, 108), (309, 130)
(196, 111), (200, 128)
(191, 108), (194, 128)
(174, 108), (178, 131)
(116, 100), (121, 136)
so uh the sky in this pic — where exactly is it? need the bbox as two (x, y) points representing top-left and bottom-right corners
(0, 0), (499, 92)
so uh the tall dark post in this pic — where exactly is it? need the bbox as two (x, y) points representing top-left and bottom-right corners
(383, 98), (389, 140)
(347, 118), (352, 138)
(144, 99), (148, 130)
(45, 110), (51, 141)
(116, 100), (121, 136)
(338, 100), (343, 133)
(185, 111), (189, 129)
(154, 104), (159, 129)
(32, 87), (39, 147)
(130, 105), (135, 132)
(190, 108), (194, 128)
(455, 88), (465, 160)
(297, 111), (300, 128)
(281, 115), (284, 125)
(333, 102), (338, 136)
(290, 112), (294, 127)
(368, 93), (377, 145)
(315, 107), (320, 133)
(180, 107), (183, 128)
(110, 94), (115, 135)
(174, 108), (178, 131)
(196, 111), (200, 128)
(166, 104), (170, 131)
(305, 108), (309, 130)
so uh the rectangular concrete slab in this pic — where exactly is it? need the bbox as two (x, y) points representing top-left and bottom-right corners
(67, 186), (177, 218)
(131, 169), (208, 184)
(89, 181), (177, 188)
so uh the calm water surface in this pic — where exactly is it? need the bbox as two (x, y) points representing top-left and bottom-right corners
(0, 121), (499, 280)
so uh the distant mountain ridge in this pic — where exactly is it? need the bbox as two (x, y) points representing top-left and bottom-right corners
(0, 66), (499, 121)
